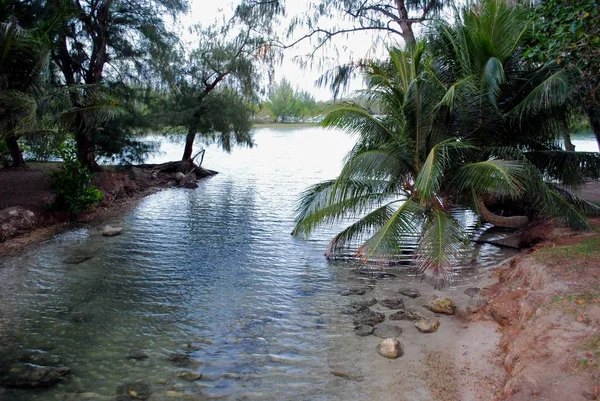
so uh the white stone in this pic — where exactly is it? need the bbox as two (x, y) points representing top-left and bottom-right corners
(376, 338), (403, 359)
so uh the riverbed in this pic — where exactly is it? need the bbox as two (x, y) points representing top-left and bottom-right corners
(0, 126), (594, 400)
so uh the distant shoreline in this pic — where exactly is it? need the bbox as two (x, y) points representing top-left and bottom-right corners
(252, 122), (320, 129)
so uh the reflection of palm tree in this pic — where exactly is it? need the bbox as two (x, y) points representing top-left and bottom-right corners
(293, 0), (600, 282)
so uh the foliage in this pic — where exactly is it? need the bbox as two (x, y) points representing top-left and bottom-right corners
(293, 0), (600, 283)
(525, 0), (600, 145)
(266, 79), (319, 122)
(50, 145), (104, 215)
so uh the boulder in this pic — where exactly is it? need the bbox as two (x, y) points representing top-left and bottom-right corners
(175, 172), (186, 181)
(353, 310), (385, 327)
(0, 206), (37, 242)
(415, 319), (440, 333)
(389, 308), (424, 321)
(354, 325), (374, 337)
(115, 381), (152, 400)
(398, 288), (421, 298)
(424, 298), (456, 315)
(102, 225), (123, 237)
(167, 352), (191, 365)
(373, 324), (403, 338)
(379, 298), (405, 310)
(0, 363), (70, 388)
(376, 338), (403, 359)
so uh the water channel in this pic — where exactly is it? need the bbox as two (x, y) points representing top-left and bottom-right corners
(0, 127), (596, 400)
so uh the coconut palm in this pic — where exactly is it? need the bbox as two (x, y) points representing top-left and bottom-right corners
(0, 17), (49, 167)
(293, 0), (600, 282)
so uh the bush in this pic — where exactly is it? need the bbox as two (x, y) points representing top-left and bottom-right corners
(50, 147), (104, 215)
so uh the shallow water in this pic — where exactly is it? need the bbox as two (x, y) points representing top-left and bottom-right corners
(0, 127), (536, 400)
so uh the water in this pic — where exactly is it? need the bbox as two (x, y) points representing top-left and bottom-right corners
(0, 126), (556, 400)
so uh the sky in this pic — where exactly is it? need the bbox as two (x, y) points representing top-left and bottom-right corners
(178, 0), (397, 101)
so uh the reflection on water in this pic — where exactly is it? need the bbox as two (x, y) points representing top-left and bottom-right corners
(0, 127), (521, 400)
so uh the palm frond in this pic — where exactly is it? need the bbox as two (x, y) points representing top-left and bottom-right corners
(452, 159), (527, 200)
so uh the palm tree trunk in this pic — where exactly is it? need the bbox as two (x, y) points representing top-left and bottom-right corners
(6, 136), (25, 168)
(586, 106), (600, 152)
(476, 197), (529, 229)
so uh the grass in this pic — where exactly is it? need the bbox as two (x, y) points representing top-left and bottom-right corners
(534, 237), (600, 269)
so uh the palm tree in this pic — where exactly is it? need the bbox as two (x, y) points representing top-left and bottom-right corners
(293, 0), (600, 282)
(0, 17), (49, 167)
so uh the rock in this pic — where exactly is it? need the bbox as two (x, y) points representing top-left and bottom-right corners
(127, 350), (148, 360)
(0, 206), (37, 242)
(167, 352), (191, 364)
(464, 288), (480, 298)
(376, 338), (403, 359)
(389, 308), (424, 321)
(354, 325), (374, 337)
(340, 288), (367, 296)
(424, 298), (457, 315)
(221, 372), (241, 380)
(63, 255), (94, 264)
(115, 381), (152, 400)
(183, 182), (198, 189)
(175, 172), (186, 181)
(177, 370), (201, 381)
(467, 294), (490, 313)
(353, 310), (385, 327)
(352, 298), (378, 308)
(379, 298), (405, 309)
(398, 288), (421, 298)
(71, 312), (93, 323)
(373, 324), (403, 338)
(0, 363), (70, 388)
(102, 225), (123, 237)
(330, 369), (363, 381)
(415, 319), (440, 333)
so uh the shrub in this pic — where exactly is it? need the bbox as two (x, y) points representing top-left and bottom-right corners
(50, 146), (104, 215)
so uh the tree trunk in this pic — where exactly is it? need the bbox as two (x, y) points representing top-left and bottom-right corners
(75, 131), (100, 171)
(586, 106), (600, 152)
(476, 197), (529, 229)
(563, 131), (575, 151)
(182, 128), (196, 161)
(6, 136), (25, 168)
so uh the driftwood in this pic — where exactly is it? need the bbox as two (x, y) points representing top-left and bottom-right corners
(137, 151), (217, 179)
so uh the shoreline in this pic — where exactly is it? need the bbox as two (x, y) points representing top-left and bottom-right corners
(0, 165), (211, 256)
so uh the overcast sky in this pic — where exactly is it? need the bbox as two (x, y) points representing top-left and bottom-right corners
(178, 0), (395, 101)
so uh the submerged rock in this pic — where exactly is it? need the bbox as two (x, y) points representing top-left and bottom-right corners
(352, 298), (378, 309)
(127, 350), (149, 360)
(373, 324), (403, 338)
(0, 363), (70, 388)
(167, 352), (191, 365)
(115, 381), (152, 400)
(102, 225), (123, 237)
(18, 350), (61, 366)
(354, 325), (374, 337)
(71, 312), (93, 323)
(424, 298), (457, 315)
(353, 310), (385, 327)
(379, 298), (405, 310)
(415, 319), (440, 333)
(63, 255), (94, 264)
(376, 338), (403, 359)
(398, 288), (421, 298)
(340, 288), (367, 296)
(389, 308), (424, 321)
(177, 370), (201, 381)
